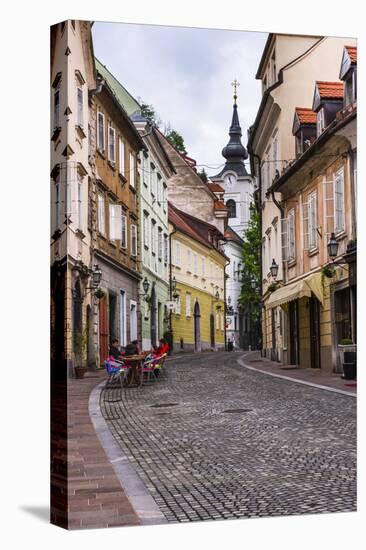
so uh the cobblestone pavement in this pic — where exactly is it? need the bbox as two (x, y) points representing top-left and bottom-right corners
(100, 352), (356, 524)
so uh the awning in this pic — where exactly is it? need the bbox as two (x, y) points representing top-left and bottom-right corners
(266, 272), (324, 309)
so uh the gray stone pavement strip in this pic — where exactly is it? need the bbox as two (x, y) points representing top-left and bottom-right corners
(89, 382), (167, 525)
(98, 351), (356, 524)
(238, 352), (357, 397)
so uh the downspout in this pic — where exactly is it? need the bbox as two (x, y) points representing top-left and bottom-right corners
(168, 226), (177, 354)
(251, 152), (263, 354)
(224, 257), (230, 352)
(270, 187), (286, 285)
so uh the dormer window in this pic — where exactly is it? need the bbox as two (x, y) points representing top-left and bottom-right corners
(312, 81), (344, 137)
(340, 45), (357, 107)
(292, 108), (317, 157)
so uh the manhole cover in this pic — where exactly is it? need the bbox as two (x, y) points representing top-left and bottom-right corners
(151, 403), (179, 408)
(223, 408), (252, 413)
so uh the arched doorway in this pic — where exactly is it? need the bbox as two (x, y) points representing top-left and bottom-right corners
(150, 283), (157, 348)
(210, 313), (215, 348)
(194, 300), (201, 352)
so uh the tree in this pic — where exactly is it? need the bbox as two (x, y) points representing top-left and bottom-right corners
(198, 168), (208, 183)
(139, 102), (161, 127)
(165, 129), (187, 155)
(238, 203), (261, 344)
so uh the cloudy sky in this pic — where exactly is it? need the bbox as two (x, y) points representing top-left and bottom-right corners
(92, 22), (267, 176)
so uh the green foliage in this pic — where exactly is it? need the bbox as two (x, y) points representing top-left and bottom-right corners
(139, 101), (161, 127)
(238, 203), (261, 323)
(339, 338), (353, 345)
(73, 329), (87, 366)
(165, 129), (187, 155)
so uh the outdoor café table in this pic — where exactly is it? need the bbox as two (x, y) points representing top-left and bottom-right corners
(123, 354), (146, 387)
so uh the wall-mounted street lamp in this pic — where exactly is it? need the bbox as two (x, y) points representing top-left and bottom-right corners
(142, 277), (150, 295)
(270, 259), (279, 279)
(327, 232), (339, 258)
(251, 277), (258, 290)
(171, 276), (177, 292)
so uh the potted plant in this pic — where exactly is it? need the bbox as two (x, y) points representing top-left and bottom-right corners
(321, 265), (336, 279)
(73, 329), (87, 379)
(94, 287), (105, 299)
(337, 338), (357, 376)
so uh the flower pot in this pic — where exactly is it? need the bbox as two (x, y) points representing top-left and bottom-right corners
(74, 366), (86, 379)
(343, 362), (356, 380)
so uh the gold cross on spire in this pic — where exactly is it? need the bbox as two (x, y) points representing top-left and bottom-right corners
(231, 79), (240, 105)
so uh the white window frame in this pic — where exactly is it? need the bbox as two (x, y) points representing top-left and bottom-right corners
(76, 86), (83, 128)
(158, 227), (163, 259)
(108, 125), (116, 163)
(55, 177), (60, 229)
(175, 294), (181, 315)
(129, 152), (135, 188)
(334, 168), (345, 234)
(317, 108), (325, 136)
(109, 203), (122, 240)
(187, 249), (192, 273)
(97, 193), (105, 235)
(151, 220), (156, 254)
(288, 208), (295, 260)
(163, 184), (167, 211)
(201, 257), (205, 278)
(130, 223), (137, 257)
(77, 174), (82, 230)
(308, 191), (318, 250)
(164, 234), (168, 264)
(193, 253), (198, 275)
(186, 293), (191, 317)
(97, 111), (105, 152)
(119, 137), (125, 176)
(143, 211), (149, 248)
(121, 212), (127, 249)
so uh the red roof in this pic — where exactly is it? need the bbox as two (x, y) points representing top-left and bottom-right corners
(207, 182), (225, 193)
(316, 81), (344, 100)
(224, 227), (243, 245)
(295, 107), (317, 124)
(168, 203), (212, 248)
(213, 200), (228, 211)
(345, 45), (357, 63)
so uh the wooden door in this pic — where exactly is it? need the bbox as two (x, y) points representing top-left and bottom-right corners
(309, 297), (321, 369)
(210, 313), (215, 348)
(289, 300), (300, 365)
(99, 295), (108, 366)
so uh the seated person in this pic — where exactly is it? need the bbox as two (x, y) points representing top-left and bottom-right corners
(109, 338), (124, 361)
(154, 338), (169, 357)
(124, 339), (140, 357)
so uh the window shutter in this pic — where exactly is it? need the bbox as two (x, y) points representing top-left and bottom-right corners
(281, 218), (288, 261)
(131, 224), (137, 256)
(77, 87), (83, 127)
(334, 169), (345, 233)
(288, 210), (295, 260)
(308, 193), (317, 249)
(109, 204), (122, 240)
(98, 194), (105, 234)
(119, 138), (125, 176)
(324, 179), (335, 238)
(302, 201), (309, 250)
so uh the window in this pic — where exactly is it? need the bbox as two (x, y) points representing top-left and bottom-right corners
(143, 212), (149, 247)
(268, 233), (272, 268)
(77, 86), (83, 127)
(121, 212), (127, 249)
(233, 261), (237, 281)
(288, 208), (295, 260)
(317, 108), (325, 136)
(175, 241), (181, 266)
(54, 90), (60, 130)
(163, 184), (167, 211)
(77, 173), (82, 229)
(157, 174), (162, 203)
(201, 257), (205, 277)
(142, 153), (149, 186)
(158, 228), (163, 259)
(108, 126), (116, 163)
(97, 194), (105, 235)
(109, 204), (122, 240)
(175, 294), (181, 315)
(187, 249), (192, 272)
(129, 152), (135, 188)
(272, 136), (278, 178)
(119, 138), (125, 176)
(308, 191), (318, 249)
(345, 71), (356, 106)
(150, 165), (156, 196)
(151, 220), (156, 254)
(237, 263), (242, 281)
(164, 234), (168, 264)
(97, 112), (105, 151)
(216, 310), (220, 330)
(131, 224), (137, 256)
(334, 168), (345, 233)
(193, 253), (198, 275)
(226, 199), (236, 218)
(186, 293), (191, 317)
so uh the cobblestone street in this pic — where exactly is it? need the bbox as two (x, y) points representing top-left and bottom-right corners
(100, 352), (356, 524)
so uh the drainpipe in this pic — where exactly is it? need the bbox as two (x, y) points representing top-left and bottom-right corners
(224, 257), (230, 352)
(168, 226), (177, 354)
(270, 187), (286, 285)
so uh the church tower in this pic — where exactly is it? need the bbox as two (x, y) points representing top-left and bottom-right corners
(211, 81), (255, 350)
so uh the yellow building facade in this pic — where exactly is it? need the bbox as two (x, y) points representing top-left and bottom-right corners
(169, 204), (227, 352)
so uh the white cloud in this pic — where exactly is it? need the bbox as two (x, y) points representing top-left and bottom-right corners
(92, 22), (267, 175)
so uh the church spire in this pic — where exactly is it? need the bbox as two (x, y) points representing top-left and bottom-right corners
(220, 80), (248, 176)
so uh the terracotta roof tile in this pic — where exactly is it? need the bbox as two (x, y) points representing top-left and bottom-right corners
(224, 226), (243, 245)
(316, 81), (344, 100)
(168, 203), (211, 248)
(295, 107), (317, 125)
(207, 182), (225, 193)
(214, 200), (228, 211)
(345, 45), (357, 63)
